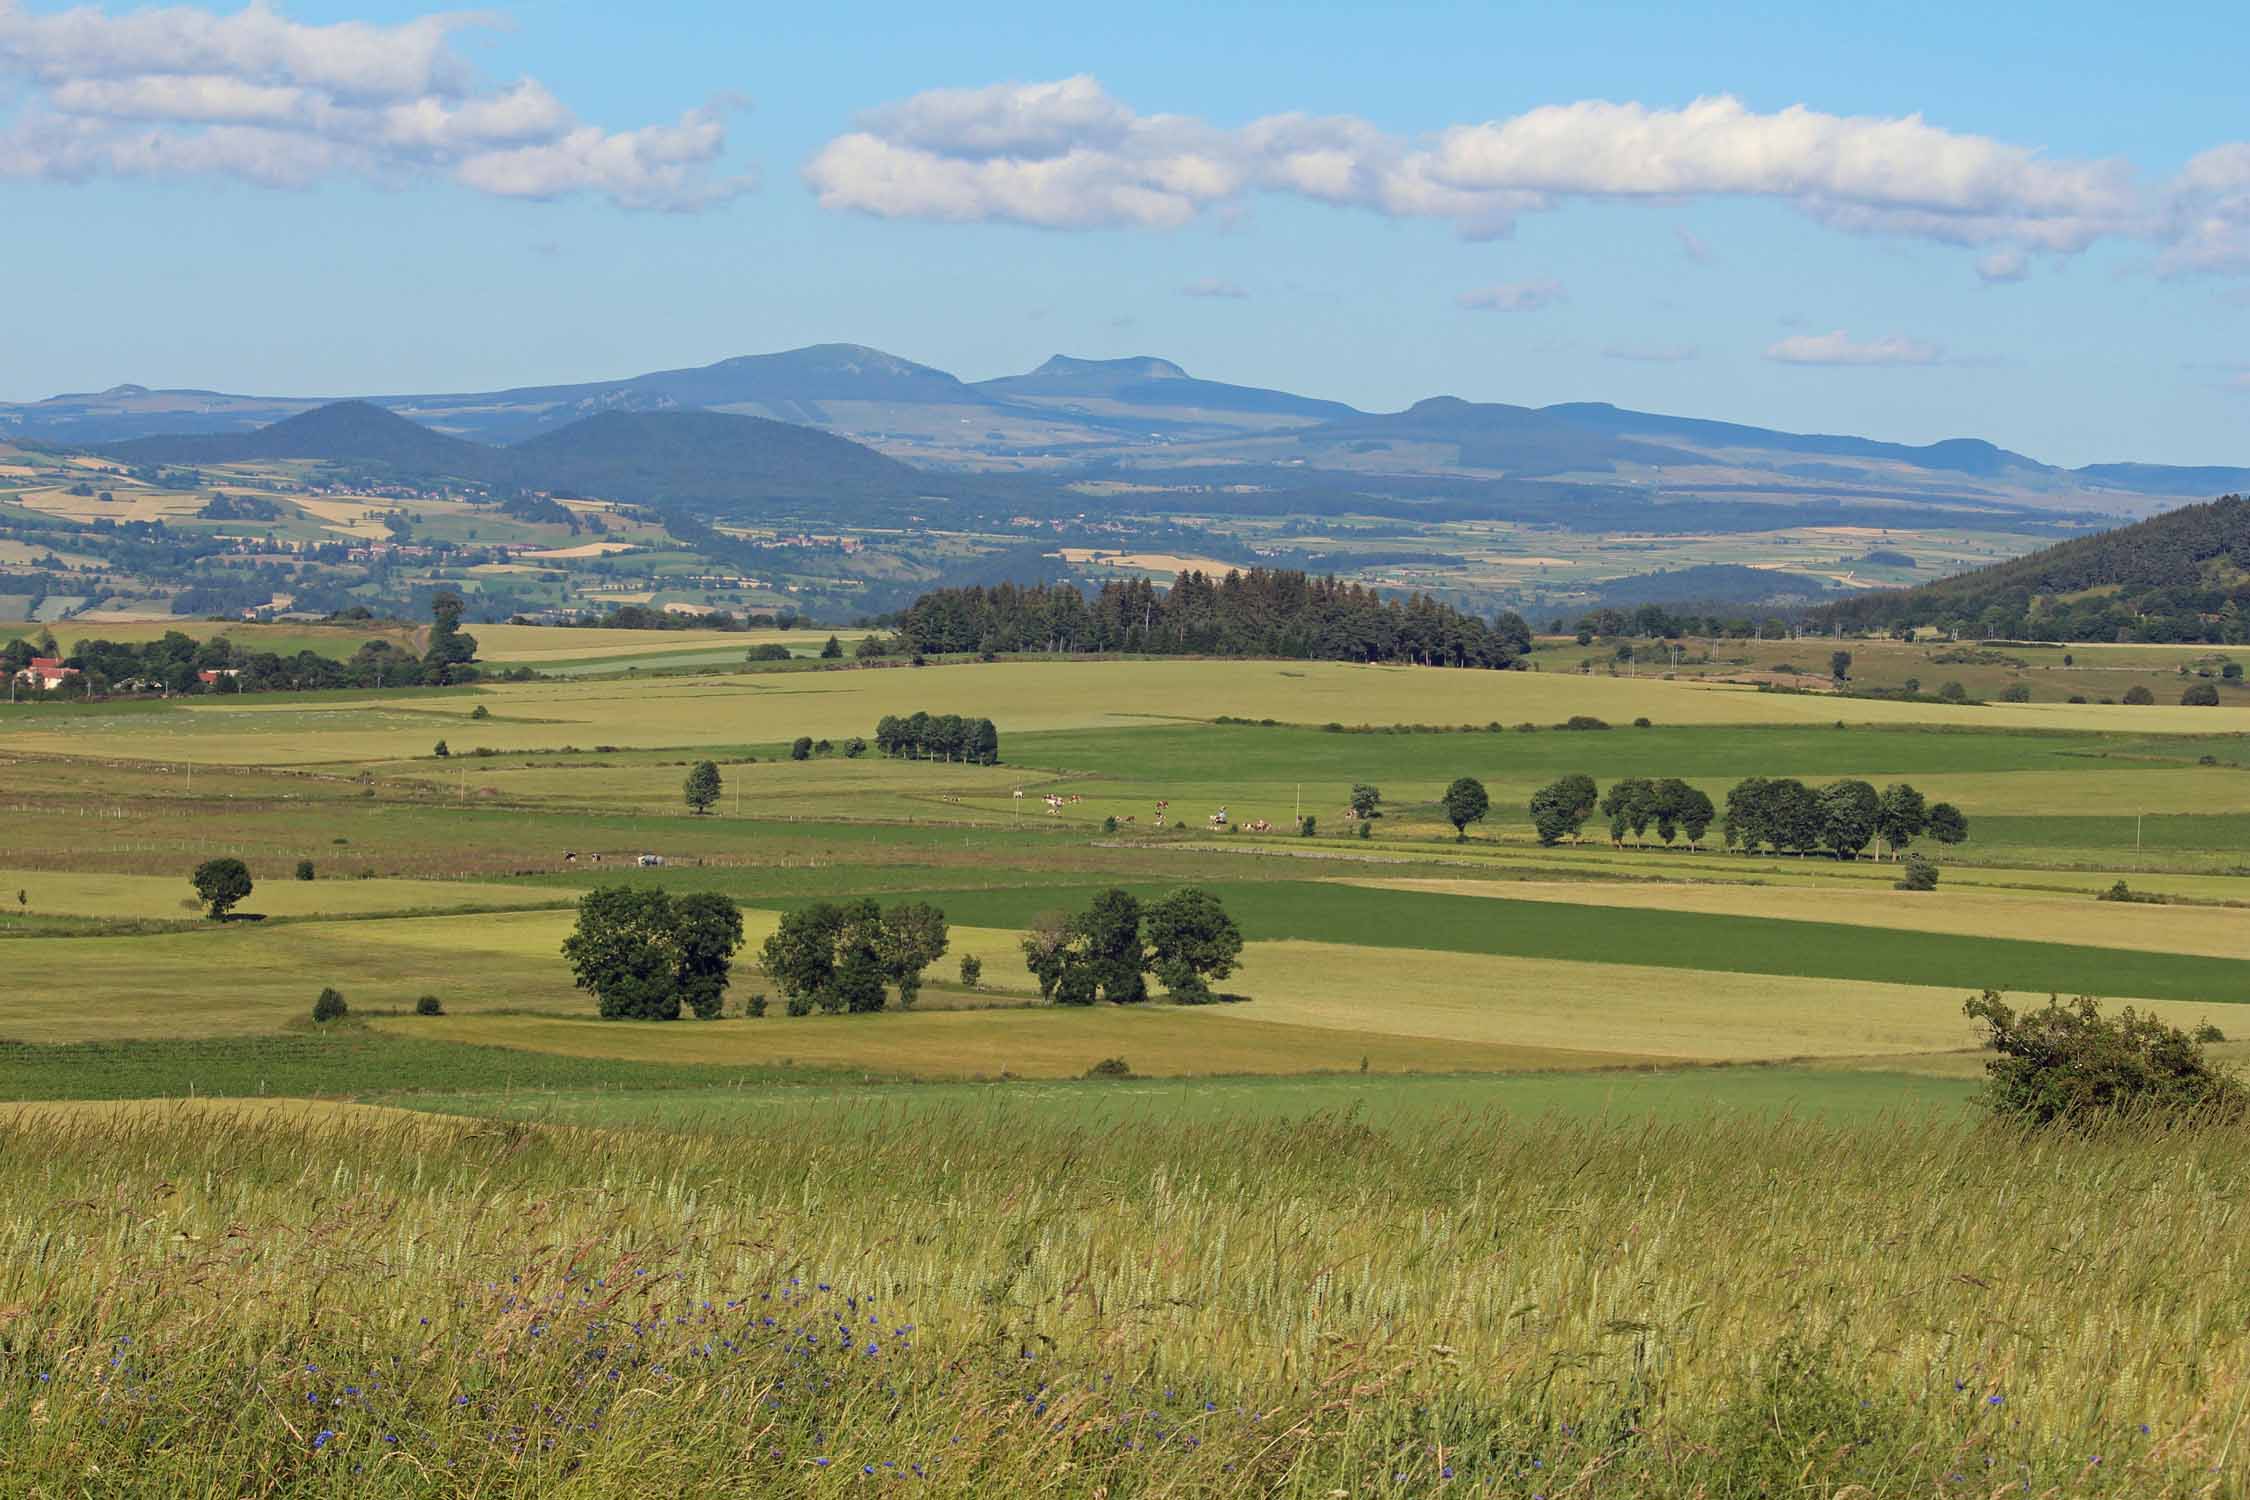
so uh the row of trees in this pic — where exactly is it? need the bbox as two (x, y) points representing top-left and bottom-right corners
(1023, 888), (1244, 1005)
(758, 900), (950, 1013)
(873, 713), (1001, 763)
(899, 574), (1533, 670)
(561, 887), (746, 1020)
(1516, 775), (1966, 858)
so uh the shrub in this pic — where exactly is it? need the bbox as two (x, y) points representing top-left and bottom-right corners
(1894, 854), (1939, 891)
(789, 736), (813, 761)
(745, 643), (792, 662)
(414, 994), (444, 1016)
(311, 987), (349, 1023)
(2182, 682), (2220, 706)
(294, 859), (315, 881)
(1084, 1057), (1133, 1079)
(1298, 814), (1317, 837)
(1355, 820), (1371, 840)
(959, 954), (983, 989)
(1103, 815), (1119, 833)
(1632, 716), (1652, 728)
(1937, 681), (1967, 702)
(2194, 1021), (2227, 1043)
(1963, 990), (2248, 1127)
(470, 704), (491, 720)
(2123, 684), (2156, 705)
(784, 993), (813, 1017)
(746, 994), (769, 1018)
(2000, 682), (2031, 702)
(1559, 715), (1610, 731)
(433, 739), (449, 757)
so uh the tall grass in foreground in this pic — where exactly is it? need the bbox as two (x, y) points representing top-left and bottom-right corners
(0, 1105), (2244, 1496)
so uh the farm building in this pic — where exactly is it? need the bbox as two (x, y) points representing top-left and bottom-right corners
(12, 656), (79, 691)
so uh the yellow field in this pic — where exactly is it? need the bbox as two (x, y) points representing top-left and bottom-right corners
(16, 486), (206, 523)
(380, 1006), (1633, 1078)
(523, 541), (641, 559)
(469, 622), (869, 662)
(7, 657), (2239, 768)
(1349, 877), (2250, 961)
(0, 868), (560, 921)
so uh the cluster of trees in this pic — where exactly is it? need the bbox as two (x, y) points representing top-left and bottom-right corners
(899, 574), (1533, 669)
(1722, 778), (1965, 859)
(1565, 605), (1801, 642)
(1519, 775), (1964, 858)
(561, 886), (746, 1020)
(757, 900), (949, 1013)
(1023, 887), (1244, 1005)
(554, 603), (805, 633)
(873, 713), (1001, 763)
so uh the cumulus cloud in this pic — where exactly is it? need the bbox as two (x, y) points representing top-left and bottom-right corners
(0, 0), (749, 209)
(1975, 248), (2030, 283)
(1457, 279), (1566, 312)
(806, 77), (2178, 263)
(1602, 342), (1700, 362)
(2160, 143), (2250, 275)
(1765, 330), (1946, 366)
(1180, 275), (1247, 299)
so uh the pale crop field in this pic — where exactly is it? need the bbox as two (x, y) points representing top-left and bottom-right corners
(8, 657), (2241, 767)
(0, 868), (561, 922)
(471, 621), (872, 663)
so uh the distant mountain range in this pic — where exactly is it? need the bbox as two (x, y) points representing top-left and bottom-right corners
(8, 341), (2246, 515)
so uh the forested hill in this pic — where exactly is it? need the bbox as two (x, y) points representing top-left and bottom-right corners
(1815, 494), (2250, 642)
(899, 572), (1533, 669)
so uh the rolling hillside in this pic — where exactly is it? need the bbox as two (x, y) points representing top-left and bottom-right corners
(1816, 493), (2250, 641)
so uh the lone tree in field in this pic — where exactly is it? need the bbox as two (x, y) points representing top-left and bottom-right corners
(1441, 776), (1490, 841)
(423, 590), (479, 686)
(820, 635), (844, 659)
(683, 759), (722, 815)
(1926, 802), (1970, 846)
(1143, 887), (1244, 1004)
(1830, 649), (1852, 685)
(1964, 990), (2247, 1126)
(1349, 783), (1383, 820)
(1527, 774), (1598, 846)
(191, 857), (253, 920)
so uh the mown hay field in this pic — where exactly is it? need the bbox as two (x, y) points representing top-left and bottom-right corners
(1, 1106), (2245, 1495)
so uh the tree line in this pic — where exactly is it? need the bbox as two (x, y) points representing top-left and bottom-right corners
(1522, 774), (1965, 858)
(898, 573), (1533, 669)
(874, 712), (1000, 763)
(759, 900), (951, 1014)
(7, 593), (479, 698)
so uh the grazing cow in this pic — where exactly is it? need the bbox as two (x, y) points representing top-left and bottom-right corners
(1248, 819), (1272, 833)
(1013, 789), (1025, 800)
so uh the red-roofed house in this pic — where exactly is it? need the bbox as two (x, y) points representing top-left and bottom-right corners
(13, 656), (79, 692)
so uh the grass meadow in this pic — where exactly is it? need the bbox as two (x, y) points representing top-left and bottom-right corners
(1, 1105), (2245, 1495)
(3, 640), (2250, 1491)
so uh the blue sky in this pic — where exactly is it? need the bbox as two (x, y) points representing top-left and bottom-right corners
(1, 0), (2245, 466)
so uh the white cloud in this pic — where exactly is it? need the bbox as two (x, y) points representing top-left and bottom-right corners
(1181, 276), (1246, 299)
(1456, 279), (1566, 312)
(1765, 330), (1945, 366)
(1603, 342), (1700, 362)
(2160, 143), (2250, 275)
(806, 78), (2180, 265)
(1975, 248), (2030, 283)
(0, 0), (749, 209)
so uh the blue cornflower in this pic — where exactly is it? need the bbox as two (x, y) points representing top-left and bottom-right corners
(313, 1431), (334, 1451)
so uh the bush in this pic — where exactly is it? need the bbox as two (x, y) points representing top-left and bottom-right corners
(2000, 682), (2031, 702)
(1559, 715), (1610, 731)
(784, 993), (813, 1017)
(1632, 716), (1652, 728)
(959, 954), (983, 989)
(1894, 854), (1939, 891)
(747, 994), (769, 1018)
(1084, 1057), (1134, 1079)
(1937, 681), (1967, 702)
(433, 739), (450, 757)
(2194, 1021), (2227, 1043)
(789, 736), (812, 761)
(311, 987), (349, 1023)
(1355, 820), (1371, 840)
(470, 704), (491, 720)
(2182, 682), (2221, 706)
(1963, 990), (2248, 1126)
(2123, 684), (2156, 705)
(1103, 815), (1119, 833)
(746, 643), (792, 662)
(294, 859), (315, 881)
(414, 994), (443, 1016)
(1298, 814), (1317, 837)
